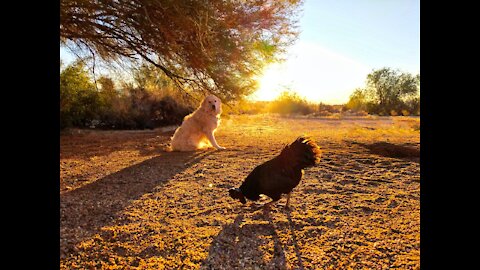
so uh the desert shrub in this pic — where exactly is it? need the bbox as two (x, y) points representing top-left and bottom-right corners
(235, 100), (269, 114)
(150, 95), (193, 126)
(404, 96), (420, 116)
(356, 110), (369, 116)
(345, 88), (368, 112)
(365, 102), (381, 115)
(60, 61), (194, 130)
(343, 109), (369, 116)
(318, 103), (342, 114)
(99, 87), (193, 130)
(267, 91), (315, 115)
(313, 110), (332, 117)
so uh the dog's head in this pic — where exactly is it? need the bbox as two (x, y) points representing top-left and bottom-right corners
(201, 94), (222, 115)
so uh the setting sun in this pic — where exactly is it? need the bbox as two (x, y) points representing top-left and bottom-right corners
(250, 41), (370, 104)
(253, 63), (288, 101)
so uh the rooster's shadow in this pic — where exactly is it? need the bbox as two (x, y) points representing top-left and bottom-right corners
(201, 210), (305, 269)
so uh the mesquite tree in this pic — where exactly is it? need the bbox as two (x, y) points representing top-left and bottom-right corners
(60, 0), (303, 101)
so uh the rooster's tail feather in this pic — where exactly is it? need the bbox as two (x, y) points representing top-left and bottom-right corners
(280, 136), (322, 169)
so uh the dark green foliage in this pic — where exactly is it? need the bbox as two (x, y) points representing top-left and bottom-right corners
(60, 61), (193, 130)
(60, 61), (102, 128)
(346, 68), (420, 116)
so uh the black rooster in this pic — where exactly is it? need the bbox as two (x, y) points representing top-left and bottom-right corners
(229, 136), (322, 209)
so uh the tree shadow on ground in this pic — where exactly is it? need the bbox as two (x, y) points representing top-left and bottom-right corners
(60, 149), (212, 257)
(60, 129), (175, 160)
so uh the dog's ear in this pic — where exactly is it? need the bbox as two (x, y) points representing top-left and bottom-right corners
(200, 96), (209, 112)
(217, 98), (223, 115)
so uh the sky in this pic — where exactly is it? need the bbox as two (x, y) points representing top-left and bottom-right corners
(61, 0), (420, 105)
(252, 0), (420, 104)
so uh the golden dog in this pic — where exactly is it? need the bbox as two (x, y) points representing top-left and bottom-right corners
(170, 95), (225, 151)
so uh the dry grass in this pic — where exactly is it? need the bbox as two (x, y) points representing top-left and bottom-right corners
(60, 114), (420, 269)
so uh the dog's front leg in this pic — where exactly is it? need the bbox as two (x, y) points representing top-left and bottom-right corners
(206, 131), (225, 150)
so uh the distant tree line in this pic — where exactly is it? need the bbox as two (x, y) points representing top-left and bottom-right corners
(60, 63), (419, 130)
(345, 67), (420, 116)
(235, 91), (344, 116)
(236, 67), (420, 117)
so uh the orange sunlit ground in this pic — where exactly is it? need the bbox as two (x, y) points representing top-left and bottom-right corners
(60, 114), (419, 269)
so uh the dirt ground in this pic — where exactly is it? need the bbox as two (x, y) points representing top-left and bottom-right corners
(60, 114), (420, 269)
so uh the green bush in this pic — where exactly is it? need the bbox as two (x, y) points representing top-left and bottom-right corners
(60, 61), (102, 129)
(60, 61), (193, 130)
(345, 88), (368, 112)
(345, 68), (420, 116)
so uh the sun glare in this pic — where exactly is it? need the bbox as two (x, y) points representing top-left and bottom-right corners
(250, 41), (370, 104)
(253, 64), (288, 101)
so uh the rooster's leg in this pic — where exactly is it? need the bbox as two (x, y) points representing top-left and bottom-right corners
(263, 200), (276, 210)
(263, 196), (280, 211)
(285, 192), (291, 209)
(263, 194), (282, 211)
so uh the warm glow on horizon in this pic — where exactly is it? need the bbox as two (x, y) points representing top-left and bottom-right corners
(249, 41), (370, 105)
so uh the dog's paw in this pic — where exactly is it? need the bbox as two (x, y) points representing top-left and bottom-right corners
(216, 146), (226, 150)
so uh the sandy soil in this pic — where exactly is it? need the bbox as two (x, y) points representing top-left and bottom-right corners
(60, 114), (420, 269)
